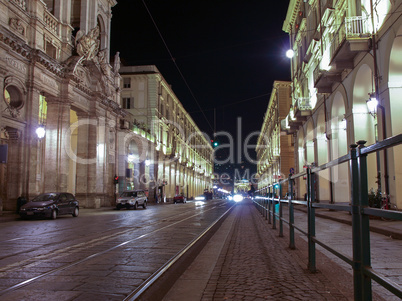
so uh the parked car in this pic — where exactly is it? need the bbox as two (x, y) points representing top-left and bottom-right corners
(173, 194), (187, 204)
(116, 190), (147, 210)
(19, 192), (79, 220)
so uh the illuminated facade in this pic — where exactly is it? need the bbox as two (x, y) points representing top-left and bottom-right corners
(0, 0), (124, 212)
(119, 65), (214, 201)
(256, 81), (293, 197)
(282, 0), (402, 207)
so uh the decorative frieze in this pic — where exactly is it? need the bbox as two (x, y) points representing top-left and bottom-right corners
(9, 18), (25, 36)
(40, 73), (59, 90)
(3, 56), (27, 74)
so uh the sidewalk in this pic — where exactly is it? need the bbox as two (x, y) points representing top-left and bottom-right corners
(164, 199), (361, 300)
(294, 205), (402, 240)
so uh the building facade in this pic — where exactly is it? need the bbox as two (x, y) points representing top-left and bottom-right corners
(256, 81), (293, 197)
(119, 65), (214, 202)
(0, 0), (125, 212)
(282, 0), (402, 207)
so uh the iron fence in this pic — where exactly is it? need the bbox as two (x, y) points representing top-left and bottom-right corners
(254, 134), (402, 300)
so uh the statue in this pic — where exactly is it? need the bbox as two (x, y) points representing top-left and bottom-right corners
(76, 27), (100, 61)
(113, 52), (121, 74)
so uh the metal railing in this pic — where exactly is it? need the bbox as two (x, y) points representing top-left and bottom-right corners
(254, 134), (402, 300)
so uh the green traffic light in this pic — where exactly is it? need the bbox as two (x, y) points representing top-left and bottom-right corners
(213, 142), (218, 147)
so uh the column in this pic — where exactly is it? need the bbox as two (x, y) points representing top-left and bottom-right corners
(26, 88), (42, 197)
(44, 98), (71, 192)
(5, 129), (22, 211)
(75, 112), (89, 207)
(86, 115), (104, 208)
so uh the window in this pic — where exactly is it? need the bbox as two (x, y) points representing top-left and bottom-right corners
(4, 85), (23, 109)
(123, 77), (131, 88)
(46, 41), (57, 59)
(123, 98), (133, 109)
(39, 95), (47, 124)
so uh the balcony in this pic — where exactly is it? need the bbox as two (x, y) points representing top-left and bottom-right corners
(294, 97), (312, 120)
(313, 65), (342, 94)
(330, 16), (371, 71)
(281, 112), (302, 134)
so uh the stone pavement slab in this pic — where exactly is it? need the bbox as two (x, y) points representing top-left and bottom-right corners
(164, 199), (371, 300)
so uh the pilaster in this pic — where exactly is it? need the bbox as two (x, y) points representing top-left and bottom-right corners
(44, 97), (71, 192)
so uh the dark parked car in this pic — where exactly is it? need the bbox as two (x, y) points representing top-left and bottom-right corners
(173, 194), (187, 204)
(19, 192), (79, 220)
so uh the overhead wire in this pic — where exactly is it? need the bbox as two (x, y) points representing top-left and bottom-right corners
(188, 93), (272, 114)
(141, 0), (214, 133)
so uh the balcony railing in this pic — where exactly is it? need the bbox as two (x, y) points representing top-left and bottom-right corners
(44, 10), (59, 35)
(293, 97), (313, 118)
(10, 0), (26, 10)
(296, 97), (312, 111)
(345, 16), (371, 39)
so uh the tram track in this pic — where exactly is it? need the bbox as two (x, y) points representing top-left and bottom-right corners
(0, 200), (234, 298)
(0, 202), (221, 261)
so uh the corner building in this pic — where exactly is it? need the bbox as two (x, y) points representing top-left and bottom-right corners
(0, 0), (124, 212)
(119, 65), (214, 202)
(256, 81), (293, 197)
(282, 0), (402, 207)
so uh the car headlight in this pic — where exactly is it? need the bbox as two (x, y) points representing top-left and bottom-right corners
(233, 195), (243, 202)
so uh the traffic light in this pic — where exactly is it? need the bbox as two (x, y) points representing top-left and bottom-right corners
(213, 141), (218, 147)
(114, 175), (119, 185)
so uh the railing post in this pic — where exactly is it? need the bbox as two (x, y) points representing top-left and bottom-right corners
(289, 175), (295, 249)
(278, 181), (283, 235)
(357, 140), (372, 300)
(268, 193), (272, 224)
(350, 143), (363, 300)
(307, 167), (316, 272)
(272, 193), (276, 230)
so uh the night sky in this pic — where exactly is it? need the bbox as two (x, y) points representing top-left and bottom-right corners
(110, 0), (291, 176)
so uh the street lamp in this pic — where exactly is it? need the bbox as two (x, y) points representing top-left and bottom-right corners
(286, 49), (294, 58)
(36, 125), (46, 139)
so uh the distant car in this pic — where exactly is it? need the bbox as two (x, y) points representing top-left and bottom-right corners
(173, 194), (187, 204)
(19, 192), (79, 220)
(195, 195), (206, 201)
(116, 190), (147, 210)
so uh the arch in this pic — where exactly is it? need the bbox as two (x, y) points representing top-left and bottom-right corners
(124, 134), (151, 191)
(305, 119), (315, 165)
(297, 129), (306, 199)
(352, 64), (377, 193)
(97, 15), (108, 53)
(388, 26), (402, 208)
(330, 92), (347, 158)
(330, 92), (349, 203)
(316, 107), (330, 202)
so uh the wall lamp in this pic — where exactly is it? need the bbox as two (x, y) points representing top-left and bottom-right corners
(366, 93), (378, 116)
(36, 125), (46, 139)
(340, 117), (347, 131)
